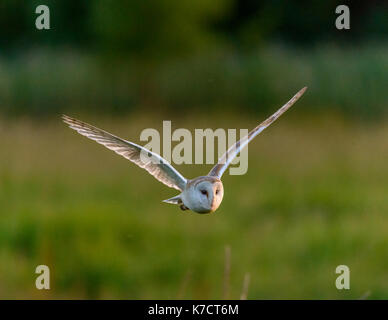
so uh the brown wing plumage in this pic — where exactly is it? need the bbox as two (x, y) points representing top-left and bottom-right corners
(209, 87), (307, 178)
(62, 115), (187, 191)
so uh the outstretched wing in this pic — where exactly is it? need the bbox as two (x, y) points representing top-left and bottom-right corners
(62, 115), (187, 191)
(208, 87), (307, 178)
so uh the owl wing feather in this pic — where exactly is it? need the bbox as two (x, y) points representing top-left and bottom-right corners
(208, 87), (307, 178)
(62, 115), (187, 191)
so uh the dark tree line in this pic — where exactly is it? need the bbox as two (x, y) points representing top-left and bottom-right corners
(0, 0), (386, 56)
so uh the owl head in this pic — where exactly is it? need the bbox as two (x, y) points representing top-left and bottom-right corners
(184, 176), (224, 213)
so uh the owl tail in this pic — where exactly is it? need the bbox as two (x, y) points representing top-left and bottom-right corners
(162, 195), (182, 205)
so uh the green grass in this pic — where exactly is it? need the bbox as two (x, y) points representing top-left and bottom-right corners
(1, 43), (387, 118)
(1, 113), (388, 299)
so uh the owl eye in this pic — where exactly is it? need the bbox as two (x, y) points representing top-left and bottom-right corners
(215, 189), (219, 195)
(201, 190), (208, 196)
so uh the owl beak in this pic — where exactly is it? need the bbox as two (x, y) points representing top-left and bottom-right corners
(210, 195), (217, 211)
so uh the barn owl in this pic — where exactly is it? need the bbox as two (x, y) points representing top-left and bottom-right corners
(62, 87), (307, 214)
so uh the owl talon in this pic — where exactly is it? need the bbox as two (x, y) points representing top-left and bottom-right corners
(180, 204), (189, 211)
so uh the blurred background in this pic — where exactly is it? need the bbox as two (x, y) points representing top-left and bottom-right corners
(0, 0), (387, 299)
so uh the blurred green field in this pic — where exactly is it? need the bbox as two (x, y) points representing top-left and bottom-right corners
(1, 112), (388, 299)
(1, 44), (387, 119)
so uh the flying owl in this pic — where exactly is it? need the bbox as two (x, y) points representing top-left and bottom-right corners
(62, 87), (307, 214)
